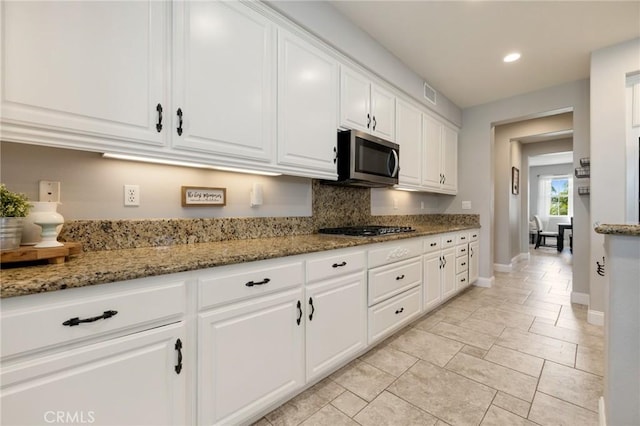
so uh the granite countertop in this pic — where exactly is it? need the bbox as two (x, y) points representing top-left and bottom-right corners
(0, 224), (476, 299)
(595, 224), (640, 236)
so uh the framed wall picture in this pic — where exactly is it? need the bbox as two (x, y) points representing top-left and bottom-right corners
(181, 186), (226, 207)
(512, 167), (519, 195)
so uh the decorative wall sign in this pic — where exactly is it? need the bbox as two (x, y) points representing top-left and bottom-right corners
(511, 167), (519, 195)
(181, 186), (226, 207)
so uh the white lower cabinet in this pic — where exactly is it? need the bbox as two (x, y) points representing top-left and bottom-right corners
(368, 286), (422, 344)
(198, 287), (304, 426)
(469, 230), (480, 284)
(0, 276), (188, 426)
(305, 272), (366, 382)
(1, 323), (186, 426)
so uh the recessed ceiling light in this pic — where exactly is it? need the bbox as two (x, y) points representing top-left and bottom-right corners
(503, 52), (521, 63)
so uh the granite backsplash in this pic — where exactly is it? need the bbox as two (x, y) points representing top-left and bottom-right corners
(59, 181), (479, 251)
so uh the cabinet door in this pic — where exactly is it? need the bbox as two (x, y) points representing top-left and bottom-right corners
(396, 99), (422, 187)
(441, 248), (457, 300)
(370, 84), (396, 141)
(469, 241), (479, 284)
(422, 114), (443, 189)
(441, 126), (458, 193)
(198, 288), (304, 425)
(306, 273), (366, 382)
(340, 66), (371, 132)
(172, 1), (275, 163)
(423, 251), (442, 313)
(1, 323), (186, 426)
(1, 1), (167, 149)
(277, 29), (339, 178)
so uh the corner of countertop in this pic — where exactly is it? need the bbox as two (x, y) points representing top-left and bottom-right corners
(595, 223), (640, 236)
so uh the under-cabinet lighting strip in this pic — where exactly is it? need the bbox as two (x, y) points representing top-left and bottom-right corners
(102, 153), (282, 176)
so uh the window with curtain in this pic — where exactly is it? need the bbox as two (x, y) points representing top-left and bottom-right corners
(537, 174), (573, 218)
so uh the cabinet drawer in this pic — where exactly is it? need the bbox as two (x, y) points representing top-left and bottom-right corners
(368, 258), (422, 306)
(198, 260), (303, 310)
(456, 272), (469, 289)
(368, 239), (422, 269)
(456, 232), (469, 245)
(456, 256), (469, 274)
(306, 250), (365, 284)
(441, 234), (456, 248)
(423, 236), (441, 254)
(470, 229), (480, 242)
(368, 287), (422, 344)
(456, 244), (469, 258)
(1, 279), (186, 360)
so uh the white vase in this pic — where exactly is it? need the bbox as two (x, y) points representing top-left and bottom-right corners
(22, 202), (64, 247)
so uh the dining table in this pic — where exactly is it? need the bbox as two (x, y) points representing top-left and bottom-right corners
(557, 222), (572, 252)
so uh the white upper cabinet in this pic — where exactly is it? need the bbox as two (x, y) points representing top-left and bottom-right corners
(340, 66), (396, 141)
(0, 1), (167, 150)
(422, 113), (458, 194)
(277, 28), (339, 178)
(441, 125), (458, 193)
(396, 99), (423, 187)
(172, 1), (275, 163)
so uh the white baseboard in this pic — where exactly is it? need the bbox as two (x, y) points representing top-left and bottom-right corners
(599, 396), (606, 426)
(474, 276), (494, 288)
(494, 263), (512, 272)
(571, 292), (590, 306)
(514, 252), (530, 263)
(588, 310), (605, 326)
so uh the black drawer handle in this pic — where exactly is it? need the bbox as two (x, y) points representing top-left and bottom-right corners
(245, 278), (270, 287)
(296, 300), (302, 325)
(461, 278), (466, 282)
(447, 239), (453, 243)
(461, 262), (466, 266)
(461, 248), (466, 253)
(176, 108), (183, 136)
(156, 103), (163, 132)
(396, 274), (405, 280)
(430, 243), (437, 247)
(175, 338), (183, 375)
(62, 310), (118, 327)
(332, 261), (347, 268)
(309, 297), (315, 321)
(395, 307), (404, 314)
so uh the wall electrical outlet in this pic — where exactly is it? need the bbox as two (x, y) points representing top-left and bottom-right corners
(124, 185), (140, 207)
(39, 181), (61, 202)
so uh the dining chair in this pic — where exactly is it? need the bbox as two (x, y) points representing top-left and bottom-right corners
(533, 215), (559, 249)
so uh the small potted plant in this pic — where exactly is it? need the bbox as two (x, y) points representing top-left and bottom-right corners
(0, 183), (31, 250)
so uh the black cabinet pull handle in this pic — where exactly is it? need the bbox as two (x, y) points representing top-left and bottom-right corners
(308, 297), (315, 321)
(245, 278), (270, 287)
(462, 262), (466, 266)
(470, 247), (474, 256)
(396, 274), (405, 280)
(367, 113), (371, 128)
(443, 258), (447, 267)
(395, 307), (404, 314)
(461, 248), (466, 253)
(175, 338), (183, 374)
(447, 239), (453, 243)
(372, 116), (377, 131)
(156, 103), (163, 132)
(176, 108), (183, 136)
(333, 146), (337, 164)
(332, 261), (347, 268)
(296, 300), (302, 325)
(439, 256), (443, 269)
(461, 278), (466, 282)
(62, 310), (118, 327)
(430, 242), (437, 247)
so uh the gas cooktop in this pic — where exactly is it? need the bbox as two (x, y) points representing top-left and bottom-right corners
(318, 225), (415, 237)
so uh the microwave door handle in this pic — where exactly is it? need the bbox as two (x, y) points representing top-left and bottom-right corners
(390, 149), (399, 177)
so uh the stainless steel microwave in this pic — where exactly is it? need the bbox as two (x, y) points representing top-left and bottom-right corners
(334, 129), (399, 187)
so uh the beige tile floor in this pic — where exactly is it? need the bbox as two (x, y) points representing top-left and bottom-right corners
(258, 246), (603, 425)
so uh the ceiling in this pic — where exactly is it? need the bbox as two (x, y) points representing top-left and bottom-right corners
(529, 151), (573, 167)
(329, 1), (640, 108)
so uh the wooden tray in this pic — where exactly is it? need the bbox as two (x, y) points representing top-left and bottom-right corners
(1, 242), (82, 265)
